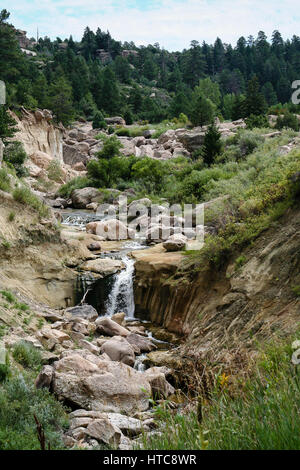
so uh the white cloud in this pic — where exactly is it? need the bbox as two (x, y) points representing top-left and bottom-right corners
(8, 0), (300, 51)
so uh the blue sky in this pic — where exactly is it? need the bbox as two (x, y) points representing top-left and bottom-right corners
(5, 0), (300, 51)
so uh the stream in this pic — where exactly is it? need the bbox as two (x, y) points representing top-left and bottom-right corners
(61, 209), (171, 372)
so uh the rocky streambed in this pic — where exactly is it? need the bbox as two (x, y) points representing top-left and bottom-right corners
(26, 210), (184, 450)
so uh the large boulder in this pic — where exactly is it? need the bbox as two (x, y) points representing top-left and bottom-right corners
(104, 117), (126, 126)
(81, 258), (124, 276)
(30, 150), (53, 169)
(85, 418), (122, 446)
(139, 145), (154, 158)
(87, 219), (128, 240)
(65, 304), (98, 322)
(100, 336), (136, 367)
(177, 129), (206, 152)
(126, 333), (157, 353)
(157, 129), (176, 145)
(144, 367), (175, 399)
(63, 143), (88, 166)
(71, 187), (101, 209)
(118, 138), (136, 157)
(38, 351), (151, 413)
(95, 317), (129, 337)
(163, 234), (187, 252)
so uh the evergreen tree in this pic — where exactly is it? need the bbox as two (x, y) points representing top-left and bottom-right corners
(202, 124), (222, 166)
(101, 67), (120, 115)
(245, 76), (266, 116)
(190, 95), (214, 127)
(49, 77), (75, 125)
(0, 106), (17, 142)
(92, 110), (107, 129)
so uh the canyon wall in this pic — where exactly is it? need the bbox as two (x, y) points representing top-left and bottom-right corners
(133, 208), (300, 364)
(11, 107), (64, 162)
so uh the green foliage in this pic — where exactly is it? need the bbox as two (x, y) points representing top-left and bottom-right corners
(3, 141), (27, 177)
(0, 107), (17, 142)
(12, 341), (42, 370)
(245, 76), (267, 117)
(190, 95), (215, 127)
(291, 285), (300, 297)
(13, 186), (49, 218)
(143, 334), (300, 450)
(276, 111), (300, 131)
(97, 135), (122, 159)
(246, 114), (269, 129)
(0, 167), (11, 192)
(48, 76), (75, 126)
(47, 160), (64, 182)
(58, 175), (91, 198)
(92, 110), (107, 129)
(201, 124), (223, 166)
(0, 372), (68, 449)
(0, 290), (16, 303)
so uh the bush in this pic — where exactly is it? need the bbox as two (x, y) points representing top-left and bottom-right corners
(3, 141), (27, 177)
(97, 135), (122, 159)
(47, 160), (64, 182)
(0, 290), (16, 303)
(13, 186), (49, 218)
(276, 111), (300, 131)
(246, 114), (269, 129)
(0, 373), (68, 449)
(58, 176), (91, 198)
(12, 341), (42, 370)
(234, 130), (264, 158)
(92, 111), (107, 130)
(0, 167), (11, 192)
(115, 127), (131, 137)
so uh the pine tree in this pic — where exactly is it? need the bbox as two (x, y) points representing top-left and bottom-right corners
(0, 106), (17, 142)
(190, 95), (214, 127)
(101, 67), (120, 115)
(49, 77), (75, 126)
(202, 124), (222, 166)
(245, 76), (266, 116)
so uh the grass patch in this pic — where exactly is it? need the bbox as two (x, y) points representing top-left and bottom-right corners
(140, 333), (300, 450)
(0, 167), (12, 193)
(0, 290), (16, 303)
(12, 341), (42, 370)
(13, 186), (49, 218)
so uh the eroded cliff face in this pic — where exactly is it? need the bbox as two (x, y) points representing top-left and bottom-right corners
(11, 107), (64, 162)
(133, 208), (300, 365)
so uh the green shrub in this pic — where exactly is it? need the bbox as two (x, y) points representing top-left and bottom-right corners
(13, 186), (49, 218)
(3, 141), (27, 177)
(92, 110), (107, 130)
(58, 175), (91, 198)
(0, 373), (68, 449)
(0, 167), (11, 193)
(47, 160), (64, 182)
(246, 114), (269, 129)
(202, 124), (223, 166)
(0, 290), (16, 303)
(115, 127), (131, 137)
(12, 341), (42, 370)
(276, 111), (299, 131)
(0, 364), (10, 383)
(97, 135), (122, 159)
(8, 211), (15, 222)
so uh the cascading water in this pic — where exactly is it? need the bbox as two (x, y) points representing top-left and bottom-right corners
(105, 256), (136, 318)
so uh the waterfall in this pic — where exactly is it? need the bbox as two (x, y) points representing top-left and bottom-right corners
(105, 256), (135, 318)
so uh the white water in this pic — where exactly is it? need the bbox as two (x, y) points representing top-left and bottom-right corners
(105, 256), (136, 318)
